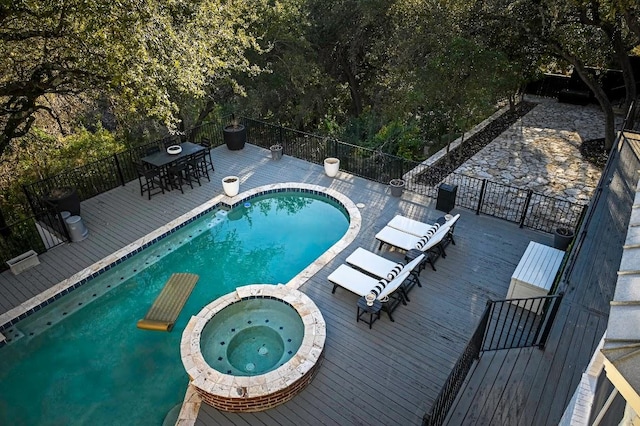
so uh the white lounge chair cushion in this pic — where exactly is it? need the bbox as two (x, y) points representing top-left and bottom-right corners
(387, 215), (433, 236)
(327, 265), (405, 299)
(345, 247), (405, 280)
(386, 262), (405, 280)
(387, 215), (447, 237)
(376, 223), (449, 252)
(328, 253), (425, 300)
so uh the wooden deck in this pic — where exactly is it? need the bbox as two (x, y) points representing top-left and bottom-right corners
(445, 133), (640, 425)
(1, 143), (556, 425)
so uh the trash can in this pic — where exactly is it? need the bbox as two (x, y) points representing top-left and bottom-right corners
(65, 215), (89, 242)
(60, 211), (71, 225)
(436, 183), (457, 213)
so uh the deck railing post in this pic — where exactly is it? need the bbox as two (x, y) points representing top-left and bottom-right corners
(476, 179), (487, 215)
(519, 189), (533, 228)
(114, 154), (126, 187)
(537, 293), (564, 349)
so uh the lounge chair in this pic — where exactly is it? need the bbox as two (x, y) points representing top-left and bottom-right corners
(375, 214), (459, 257)
(346, 247), (422, 299)
(387, 215), (446, 236)
(327, 254), (425, 321)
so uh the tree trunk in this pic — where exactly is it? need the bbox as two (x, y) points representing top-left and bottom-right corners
(550, 40), (615, 150)
(194, 99), (217, 128)
(341, 56), (363, 117)
(623, 8), (640, 41)
(603, 21), (637, 128)
(570, 59), (616, 150)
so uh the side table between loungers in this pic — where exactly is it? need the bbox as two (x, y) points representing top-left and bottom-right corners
(357, 297), (382, 329)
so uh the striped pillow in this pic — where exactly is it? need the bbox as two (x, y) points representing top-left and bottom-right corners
(386, 262), (405, 280)
(370, 278), (389, 297)
(415, 235), (431, 250)
(424, 223), (440, 238)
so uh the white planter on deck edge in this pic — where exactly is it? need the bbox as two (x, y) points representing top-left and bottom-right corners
(222, 176), (240, 197)
(6, 250), (40, 275)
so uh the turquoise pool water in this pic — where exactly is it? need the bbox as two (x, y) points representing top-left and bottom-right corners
(0, 191), (349, 425)
(200, 298), (305, 376)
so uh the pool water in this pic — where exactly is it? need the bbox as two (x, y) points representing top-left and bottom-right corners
(0, 192), (349, 425)
(200, 298), (305, 376)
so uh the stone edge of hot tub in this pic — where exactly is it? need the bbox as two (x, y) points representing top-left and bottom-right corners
(180, 284), (326, 412)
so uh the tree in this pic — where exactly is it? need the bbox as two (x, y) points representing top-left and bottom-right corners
(471, 0), (639, 150)
(305, 0), (394, 117)
(0, 0), (263, 158)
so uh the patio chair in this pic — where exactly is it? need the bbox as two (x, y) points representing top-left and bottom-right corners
(188, 150), (210, 184)
(346, 247), (423, 299)
(145, 145), (160, 156)
(134, 162), (165, 200)
(200, 138), (215, 173)
(375, 214), (459, 257)
(167, 157), (193, 194)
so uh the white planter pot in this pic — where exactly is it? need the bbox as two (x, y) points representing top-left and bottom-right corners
(222, 176), (240, 197)
(324, 158), (340, 177)
(6, 250), (40, 275)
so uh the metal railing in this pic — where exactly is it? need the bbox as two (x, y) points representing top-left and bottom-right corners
(7, 113), (586, 270)
(243, 117), (586, 233)
(422, 293), (564, 426)
(422, 301), (491, 426)
(0, 210), (70, 265)
(481, 294), (564, 351)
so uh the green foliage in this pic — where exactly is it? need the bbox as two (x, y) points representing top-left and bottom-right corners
(55, 127), (125, 169)
(0, 0), (265, 155)
(0, 125), (125, 219)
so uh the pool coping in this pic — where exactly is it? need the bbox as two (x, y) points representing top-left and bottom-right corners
(0, 182), (361, 424)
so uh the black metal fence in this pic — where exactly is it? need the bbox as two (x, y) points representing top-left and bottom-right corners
(0, 118), (229, 271)
(244, 117), (586, 233)
(4, 112), (586, 270)
(422, 293), (564, 426)
(422, 301), (491, 426)
(481, 293), (564, 351)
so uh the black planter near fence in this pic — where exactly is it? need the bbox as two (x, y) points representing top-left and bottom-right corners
(42, 187), (81, 216)
(223, 124), (247, 150)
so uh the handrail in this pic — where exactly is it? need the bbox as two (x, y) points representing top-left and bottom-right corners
(422, 293), (564, 426)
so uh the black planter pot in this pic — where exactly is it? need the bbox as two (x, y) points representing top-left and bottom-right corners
(43, 187), (81, 216)
(553, 227), (574, 251)
(223, 124), (247, 151)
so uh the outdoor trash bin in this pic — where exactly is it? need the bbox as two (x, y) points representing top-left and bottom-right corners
(436, 183), (457, 213)
(65, 215), (89, 242)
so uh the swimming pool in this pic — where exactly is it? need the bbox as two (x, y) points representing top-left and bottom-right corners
(0, 185), (357, 425)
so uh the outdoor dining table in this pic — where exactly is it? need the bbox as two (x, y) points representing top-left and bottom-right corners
(140, 141), (205, 168)
(140, 142), (206, 192)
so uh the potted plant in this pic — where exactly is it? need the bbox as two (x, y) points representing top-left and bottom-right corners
(389, 179), (405, 197)
(324, 157), (340, 177)
(553, 227), (575, 251)
(222, 115), (246, 151)
(42, 186), (81, 215)
(222, 176), (240, 197)
(270, 144), (283, 160)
